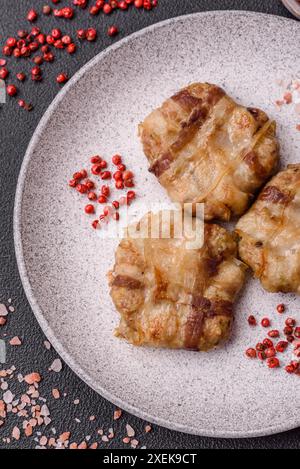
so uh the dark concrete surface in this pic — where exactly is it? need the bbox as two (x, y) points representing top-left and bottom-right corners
(0, 0), (299, 449)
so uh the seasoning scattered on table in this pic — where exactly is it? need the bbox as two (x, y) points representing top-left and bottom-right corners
(0, 298), (154, 448)
(0, 0), (158, 112)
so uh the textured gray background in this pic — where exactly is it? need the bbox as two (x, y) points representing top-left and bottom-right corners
(0, 0), (299, 449)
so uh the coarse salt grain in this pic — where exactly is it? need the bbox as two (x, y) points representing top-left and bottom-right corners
(24, 372), (42, 384)
(126, 423), (135, 437)
(44, 341), (51, 350)
(52, 388), (60, 399)
(0, 304), (8, 316)
(29, 418), (37, 427)
(12, 426), (20, 440)
(131, 439), (139, 448)
(3, 390), (14, 404)
(78, 441), (87, 449)
(40, 436), (48, 446)
(40, 404), (50, 416)
(59, 431), (70, 442)
(113, 409), (122, 420)
(49, 358), (62, 372)
(0, 382), (8, 390)
(9, 336), (22, 346)
(25, 424), (33, 437)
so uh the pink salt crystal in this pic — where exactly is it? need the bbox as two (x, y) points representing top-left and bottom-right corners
(12, 426), (20, 440)
(89, 442), (98, 449)
(0, 317), (7, 326)
(9, 336), (22, 346)
(21, 394), (30, 404)
(78, 441), (88, 449)
(113, 409), (122, 420)
(48, 437), (56, 447)
(25, 424), (33, 437)
(131, 439), (139, 448)
(52, 388), (60, 399)
(0, 304), (8, 316)
(24, 373), (42, 384)
(3, 390), (14, 404)
(40, 404), (50, 416)
(126, 424), (135, 437)
(49, 358), (62, 372)
(59, 432), (70, 442)
(40, 436), (48, 446)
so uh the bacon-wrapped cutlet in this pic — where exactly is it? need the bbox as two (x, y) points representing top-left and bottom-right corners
(139, 83), (279, 221)
(236, 164), (300, 293)
(108, 211), (246, 351)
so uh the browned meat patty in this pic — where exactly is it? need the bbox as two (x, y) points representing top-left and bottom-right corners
(139, 83), (279, 221)
(108, 211), (246, 351)
(236, 164), (300, 293)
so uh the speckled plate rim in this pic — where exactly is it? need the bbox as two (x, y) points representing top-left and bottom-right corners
(14, 10), (300, 439)
(281, 0), (300, 19)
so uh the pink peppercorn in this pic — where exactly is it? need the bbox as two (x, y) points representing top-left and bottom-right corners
(27, 9), (38, 22)
(56, 73), (68, 84)
(86, 28), (97, 41)
(0, 67), (9, 80)
(108, 26), (119, 37)
(103, 4), (112, 13)
(6, 84), (18, 96)
(261, 318), (270, 328)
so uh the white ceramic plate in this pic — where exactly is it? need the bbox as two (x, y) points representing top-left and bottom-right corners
(282, 0), (300, 19)
(14, 11), (300, 438)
